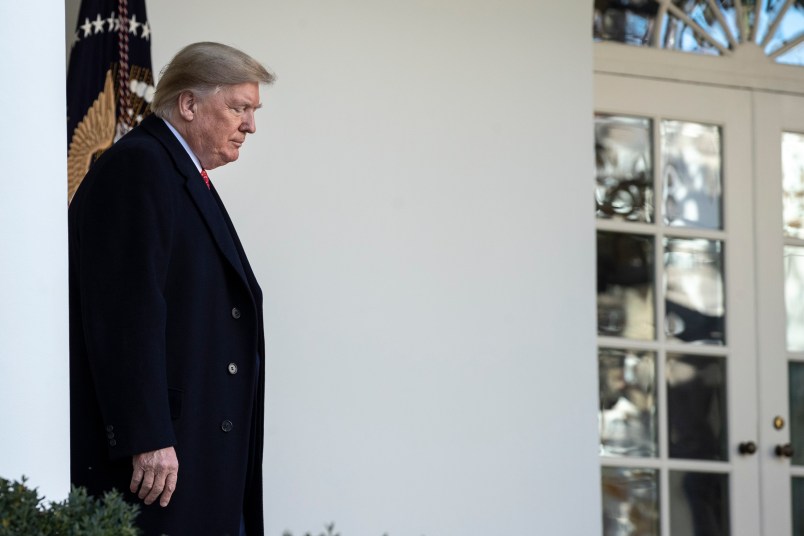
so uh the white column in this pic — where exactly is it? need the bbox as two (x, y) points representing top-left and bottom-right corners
(0, 0), (70, 501)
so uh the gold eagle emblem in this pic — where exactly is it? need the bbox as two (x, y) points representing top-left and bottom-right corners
(67, 69), (116, 201)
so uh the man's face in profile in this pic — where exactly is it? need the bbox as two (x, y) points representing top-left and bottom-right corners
(188, 82), (262, 170)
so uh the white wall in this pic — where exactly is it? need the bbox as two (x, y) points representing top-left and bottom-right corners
(66, 1), (599, 533)
(0, 1), (70, 501)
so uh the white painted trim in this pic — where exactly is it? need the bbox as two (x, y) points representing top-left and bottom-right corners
(595, 41), (804, 95)
(598, 336), (730, 356)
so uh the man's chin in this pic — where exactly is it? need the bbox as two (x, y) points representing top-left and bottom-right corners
(208, 153), (239, 169)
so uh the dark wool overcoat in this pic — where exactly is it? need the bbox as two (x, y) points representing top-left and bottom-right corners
(69, 114), (265, 536)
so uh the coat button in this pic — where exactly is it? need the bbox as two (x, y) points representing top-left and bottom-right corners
(221, 420), (233, 432)
(109, 439), (117, 447)
(231, 307), (241, 319)
(105, 425), (114, 432)
(106, 431), (115, 439)
(228, 363), (238, 375)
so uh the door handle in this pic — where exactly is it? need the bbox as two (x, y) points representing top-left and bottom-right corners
(775, 443), (795, 458)
(738, 441), (757, 455)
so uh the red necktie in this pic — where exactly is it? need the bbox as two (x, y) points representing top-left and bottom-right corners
(200, 169), (211, 189)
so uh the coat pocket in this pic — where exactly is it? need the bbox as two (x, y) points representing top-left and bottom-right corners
(167, 388), (183, 420)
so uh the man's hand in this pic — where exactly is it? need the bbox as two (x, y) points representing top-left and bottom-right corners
(130, 446), (179, 507)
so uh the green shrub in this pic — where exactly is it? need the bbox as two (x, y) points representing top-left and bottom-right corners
(0, 476), (140, 536)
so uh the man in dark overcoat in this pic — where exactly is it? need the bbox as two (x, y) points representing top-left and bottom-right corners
(69, 42), (274, 536)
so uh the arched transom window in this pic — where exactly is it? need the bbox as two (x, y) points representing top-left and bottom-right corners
(594, 0), (804, 65)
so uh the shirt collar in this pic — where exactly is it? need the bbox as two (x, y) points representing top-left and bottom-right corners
(162, 118), (203, 173)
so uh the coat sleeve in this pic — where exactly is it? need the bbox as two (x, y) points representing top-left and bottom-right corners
(74, 140), (178, 459)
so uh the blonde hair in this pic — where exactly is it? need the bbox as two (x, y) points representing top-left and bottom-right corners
(151, 42), (275, 119)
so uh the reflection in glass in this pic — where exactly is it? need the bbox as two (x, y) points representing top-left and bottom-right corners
(593, 1), (658, 46)
(667, 354), (728, 461)
(596, 115), (654, 223)
(782, 132), (804, 239)
(669, 470), (730, 536)
(784, 247), (804, 351)
(794, 477), (804, 535)
(599, 348), (657, 457)
(602, 466), (659, 536)
(662, 120), (723, 230)
(789, 363), (804, 466)
(598, 232), (655, 340)
(664, 238), (725, 345)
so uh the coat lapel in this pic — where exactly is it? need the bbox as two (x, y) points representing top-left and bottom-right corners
(139, 116), (250, 292)
(210, 184), (263, 305)
(185, 177), (248, 282)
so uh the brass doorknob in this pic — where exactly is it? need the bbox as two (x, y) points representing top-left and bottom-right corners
(738, 441), (757, 455)
(775, 443), (795, 458)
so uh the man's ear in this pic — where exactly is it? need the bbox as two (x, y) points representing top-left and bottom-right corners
(176, 91), (197, 122)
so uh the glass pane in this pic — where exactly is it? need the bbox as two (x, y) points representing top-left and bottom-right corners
(598, 232), (655, 340)
(667, 354), (728, 461)
(664, 238), (725, 345)
(783, 132), (804, 238)
(599, 348), (657, 457)
(784, 246), (804, 351)
(660, 10), (724, 55)
(775, 40), (804, 66)
(594, 1), (658, 46)
(712, 0), (741, 44)
(595, 115), (654, 223)
(669, 470), (730, 536)
(766, 3), (804, 64)
(789, 362), (804, 466)
(683, 0), (731, 49)
(602, 466), (660, 536)
(793, 477), (804, 534)
(662, 120), (723, 230)
(741, 0), (761, 39)
(593, 0), (804, 65)
(756, 0), (788, 46)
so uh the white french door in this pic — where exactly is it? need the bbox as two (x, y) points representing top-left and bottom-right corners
(596, 73), (762, 535)
(753, 90), (804, 536)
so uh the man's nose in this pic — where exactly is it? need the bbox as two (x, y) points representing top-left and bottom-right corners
(241, 111), (256, 134)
